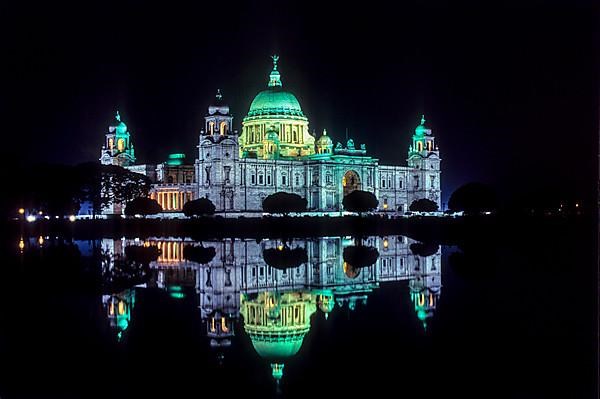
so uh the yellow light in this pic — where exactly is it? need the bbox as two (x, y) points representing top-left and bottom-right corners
(18, 238), (24, 251)
(68, 215), (76, 222)
(118, 301), (125, 315)
(277, 245), (284, 251)
(418, 293), (425, 306)
(383, 238), (389, 248)
(383, 203), (388, 209)
(221, 317), (229, 333)
(575, 203), (579, 208)
(211, 317), (216, 332)
(109, 302), (114, 316)
(38, 211), (43, 215)
(18, 208), (25, 215)
(38, 236), (44, 245)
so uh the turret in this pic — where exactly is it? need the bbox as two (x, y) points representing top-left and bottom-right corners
(407, 115), (442, 207)
(99, 110), (136, 166)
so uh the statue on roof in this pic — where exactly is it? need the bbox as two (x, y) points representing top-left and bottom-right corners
(346, 138), (355, 150)
(271, 54), (279, 70)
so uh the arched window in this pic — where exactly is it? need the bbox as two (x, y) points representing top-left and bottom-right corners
(117, 139), (125, 151)
(282, 174), (287, 185)
(220, 121), (227, 135)
(417, 142), (423, 151)
(108, 138), (114, 149)
(209, 121), (215, 134)
(293, 131), (298, 142)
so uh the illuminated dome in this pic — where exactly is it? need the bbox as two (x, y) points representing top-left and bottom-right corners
(109, 111), (128, 134)
(415, 115), (430, 136)
(247, 89), (305, 118)
(316, 129), (333, 147)
(250, 333), (306, 361)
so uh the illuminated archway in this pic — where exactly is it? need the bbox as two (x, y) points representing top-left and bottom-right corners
(342, 170), (361, 196)
(220, 121), (227, 135)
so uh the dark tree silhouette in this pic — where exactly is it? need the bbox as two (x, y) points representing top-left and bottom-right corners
(448, 182), (498, 214)
(409, 198), (439, 212)
(183, 198), (216, 217)
(409, 242), (440, 257)
(183, 245), (217, 264)
(262, 192), (307, 215)
(263, 245), (308, 269)
(124, 197), (162, 217)
(125, 245), (160, 264)
(343, 245), (380, 268)
(342, 190), (378, 213)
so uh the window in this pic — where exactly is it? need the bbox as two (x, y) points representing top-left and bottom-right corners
(388, 178), (392, 188)
(167, 176), (174, 184)
(381, 177), (386, 188)
(293, 131), (298, 142)
(295, 174), (300, 186)
(251, 174), (256, 185)
(224, 166), (231, 183)
(267, 175), (271, 185)
(282, 174), (287, 185)
(399, 179), (403, 189)
(326, 173), (332, 185)
(258, 174), (264, 185)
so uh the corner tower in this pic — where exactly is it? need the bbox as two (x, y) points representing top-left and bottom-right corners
(240, 55), (315, 159)
(407, 115), (442, 206)
(99, 111), (136, 166)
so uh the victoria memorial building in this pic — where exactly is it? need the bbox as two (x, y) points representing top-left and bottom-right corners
(99, 56), (442, 215)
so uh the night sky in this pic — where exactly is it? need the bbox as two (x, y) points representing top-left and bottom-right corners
(1, 1), (597, 206)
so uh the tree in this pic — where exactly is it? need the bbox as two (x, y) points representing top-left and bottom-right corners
(263, 245), (308, 269)
(409, 198), (439, 213)
(124, 197), (162, 217)
(262, 192), (307, 215)
(183, 198), (216, 217)
(183, 245), (216, 264)
(448, 182), (498, 214)
(343, 245), (380, 268)
(410, 242), (440, 257)
(342, 190), (378, 213)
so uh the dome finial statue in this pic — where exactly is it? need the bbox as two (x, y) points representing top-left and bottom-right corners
(268, 55), (282, 87)
(271, 54), (279, 70)
(116, 110), (121, 122)
(420, 114), (426, 125)
(216, 89), (222, 100)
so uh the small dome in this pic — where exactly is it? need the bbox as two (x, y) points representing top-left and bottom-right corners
(110, 111), (128, 134)
(415, 114), (431, 136)
(316, 129), (333, 146)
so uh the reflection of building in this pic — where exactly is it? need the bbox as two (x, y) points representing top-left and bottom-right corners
(98, 236), (442, 382)
(102, 288), (135, 341)
(99, 56), (441, 215)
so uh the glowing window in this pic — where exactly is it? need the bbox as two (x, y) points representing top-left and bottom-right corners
(220, 121), (227, 135)
(117, 139), (125, 151)
(209, 121), (215, 134)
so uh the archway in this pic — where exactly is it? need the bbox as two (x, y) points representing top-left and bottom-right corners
(342, 170), (361, 196)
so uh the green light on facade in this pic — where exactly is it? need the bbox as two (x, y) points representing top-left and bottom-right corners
(170, 292), (185, 299)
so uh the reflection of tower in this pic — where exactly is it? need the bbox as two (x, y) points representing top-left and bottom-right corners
(240, 290), (317, 385)
(102, 288), (136, 341)
(196, 240), (241, 349)
(408, 247), (442, 330)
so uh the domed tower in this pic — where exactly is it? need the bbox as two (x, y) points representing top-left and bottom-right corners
(407, 115), (442, 207)
(241, 290), (317, 386)
(196, 91), (240, 211)
(99, 111), (136, 166)
(240, 55), (315, 159)
(204, 89), (233, 137)
(315, 129), (333, 155)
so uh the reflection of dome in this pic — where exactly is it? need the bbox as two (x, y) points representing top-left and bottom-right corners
(241, 291), (317, 381)
(247, 89), (305, 118)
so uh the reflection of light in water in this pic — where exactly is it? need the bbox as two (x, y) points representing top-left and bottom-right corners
(343, 261), (360, 278)
(18, 238), (24, 252)
(38, 236), (44, 246)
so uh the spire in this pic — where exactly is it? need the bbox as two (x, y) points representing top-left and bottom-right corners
(420, 114), (426, 126)
(323, 128), (327, 136)
(268, 55), (282, 87)
(116, 110), (121, 122)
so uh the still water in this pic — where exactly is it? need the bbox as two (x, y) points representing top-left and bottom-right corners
(1, 231), (595, 398)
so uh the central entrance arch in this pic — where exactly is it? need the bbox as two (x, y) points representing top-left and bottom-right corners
(342, 170), (361, 196)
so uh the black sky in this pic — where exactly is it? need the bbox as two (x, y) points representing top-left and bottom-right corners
(1, 0), (597, 206)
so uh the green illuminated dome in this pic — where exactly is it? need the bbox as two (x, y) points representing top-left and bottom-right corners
(245, 55), (306, 119)
(250, 333), (306, 361)
(110, 111), (128, 135)
(247, 89), (305, 118)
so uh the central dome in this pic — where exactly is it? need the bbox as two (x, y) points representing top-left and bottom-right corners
(247, 88), (305, 118)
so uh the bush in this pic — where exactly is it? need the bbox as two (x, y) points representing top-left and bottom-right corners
(262, 192), (307, 215)
(342, 190), (378, 213)
(409, 198), (439, 212)
(183, 198), (216, 217)
(124, 197), (162, 217)
(448, 182), (498, 214)
(342, 245), (380, 268)
(263, 246), (308, 269)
